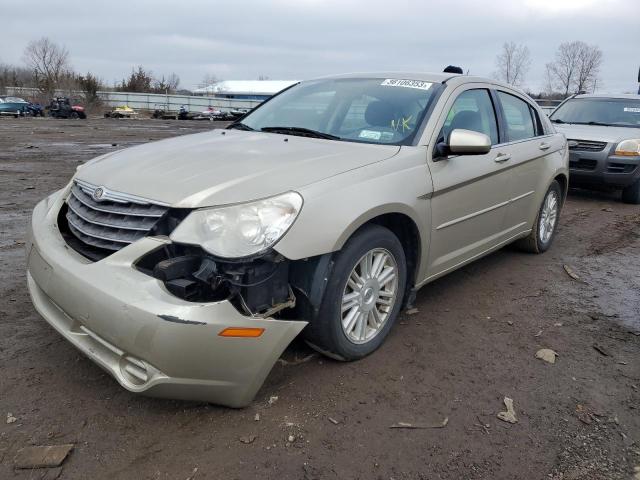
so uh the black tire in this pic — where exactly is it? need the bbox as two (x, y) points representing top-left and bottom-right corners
(621, 179), (640, 204)
(70, 111), (79, 119)
(516, 180), (562, 253)
(304, 224), (407, 361)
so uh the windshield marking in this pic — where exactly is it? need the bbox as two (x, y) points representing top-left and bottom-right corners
(381, 79), (433, 90)
(359, 130), (382, 140)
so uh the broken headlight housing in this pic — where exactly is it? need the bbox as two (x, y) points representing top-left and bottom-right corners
(170, 192), (303, 258)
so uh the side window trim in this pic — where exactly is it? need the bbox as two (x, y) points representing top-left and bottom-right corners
(489, 89), (507, 145)
(529, 105), (545, 136)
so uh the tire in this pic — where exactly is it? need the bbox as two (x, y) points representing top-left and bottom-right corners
(304, 224), (407, 361)
(621, 179), (640, 204)
(70, 111), (79, 119)
(516, 180), (562, 253)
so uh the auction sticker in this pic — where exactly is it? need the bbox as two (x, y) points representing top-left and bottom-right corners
(381, 79), (432, 90)
(623, 107), (640, 113)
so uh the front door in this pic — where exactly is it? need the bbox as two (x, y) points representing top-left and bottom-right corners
(426, 86), (514, 278)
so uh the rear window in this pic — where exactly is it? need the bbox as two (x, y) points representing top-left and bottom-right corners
(550, 98), (640, 128)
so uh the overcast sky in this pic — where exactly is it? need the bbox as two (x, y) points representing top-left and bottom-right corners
(2, 0), (638, 93)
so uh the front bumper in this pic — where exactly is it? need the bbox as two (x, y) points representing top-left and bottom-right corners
(569, 149), (640, 188)
(26, 195), (307, 407)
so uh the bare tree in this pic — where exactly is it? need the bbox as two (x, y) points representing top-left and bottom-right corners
(494, 42), (531, 87)
(23, 37), (71, 95)
(574, 44), (603, 93)
(166, 73), (180, 92)
(547, 41), (603, 96)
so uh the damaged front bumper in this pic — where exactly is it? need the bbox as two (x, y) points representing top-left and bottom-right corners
(26, 196), (307, 407)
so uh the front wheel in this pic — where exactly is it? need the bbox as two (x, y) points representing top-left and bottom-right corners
(304, 224), (407, 361)
(516, 180), (562, 253)
(621, 179), (640, 204)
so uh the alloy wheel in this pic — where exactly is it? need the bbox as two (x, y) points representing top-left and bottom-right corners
(340, 248), (399, 344)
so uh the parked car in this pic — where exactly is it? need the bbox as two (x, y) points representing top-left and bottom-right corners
(0, 96), (29, 117)
(549, 93), (640, 203)
(48, 97), (86, 119)
(27, 73), (568, 407)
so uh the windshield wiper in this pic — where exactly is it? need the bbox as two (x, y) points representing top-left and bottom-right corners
(585, 121), (613, 127)
(550, 119), (565, 124)
(261, 126), (340, 140)
(227, 122), (254, 131)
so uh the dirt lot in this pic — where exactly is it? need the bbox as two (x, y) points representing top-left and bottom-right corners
(1, 117), (638, 480)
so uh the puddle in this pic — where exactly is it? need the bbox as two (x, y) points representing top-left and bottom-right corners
(583, 249), (640, 332)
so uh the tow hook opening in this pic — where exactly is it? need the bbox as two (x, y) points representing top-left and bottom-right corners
(135, 244), (297, 318)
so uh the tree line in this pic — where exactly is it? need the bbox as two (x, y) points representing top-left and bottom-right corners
(1, 36), (608, 104)
(0, 37), (183, 107)
(493, 40), (603, 99)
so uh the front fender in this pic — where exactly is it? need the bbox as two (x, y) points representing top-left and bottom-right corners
(273, 149), (432, 266)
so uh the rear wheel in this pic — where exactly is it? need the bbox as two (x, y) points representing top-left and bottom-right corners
(516, 180), (562, 253)
(70, 111), (79, 119)
(304, 224), (406, 361)
(621, 179), (640, 204)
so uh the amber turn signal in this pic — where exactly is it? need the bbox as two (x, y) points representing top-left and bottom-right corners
(218, 327), (265, 338)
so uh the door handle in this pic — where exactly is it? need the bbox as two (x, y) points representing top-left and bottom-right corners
(494, 153), (511, 163)
(539, 142), (551, 151)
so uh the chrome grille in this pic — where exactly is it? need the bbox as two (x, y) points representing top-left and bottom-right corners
(65, 180), (169, 252)
(568, 139), (607, 152)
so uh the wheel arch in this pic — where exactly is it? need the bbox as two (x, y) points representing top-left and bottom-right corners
(333, 207), (424, 299)
(554, 172), (568, 204)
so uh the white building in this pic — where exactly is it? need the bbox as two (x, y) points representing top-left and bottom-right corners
(193, 80), (298, 100)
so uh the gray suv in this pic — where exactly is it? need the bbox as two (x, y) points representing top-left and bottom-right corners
(550, 94), (640, 203)
(27, 73), (567, 406)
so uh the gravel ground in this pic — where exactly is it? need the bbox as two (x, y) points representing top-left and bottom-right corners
(0, 117), (638, 480)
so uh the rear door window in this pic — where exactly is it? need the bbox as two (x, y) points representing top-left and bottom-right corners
(497, 92), (536, 142)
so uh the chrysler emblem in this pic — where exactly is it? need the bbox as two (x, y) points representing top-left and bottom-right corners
(93, 187), (105, 201)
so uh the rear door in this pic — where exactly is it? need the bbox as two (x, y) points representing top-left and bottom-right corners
(426, 86), (514, 277)
(493, 90), (565, 232)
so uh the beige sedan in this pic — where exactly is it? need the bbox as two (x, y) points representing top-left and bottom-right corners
(27, 73), (568, 406)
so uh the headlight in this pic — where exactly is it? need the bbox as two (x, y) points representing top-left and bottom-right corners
(614, 139), (640, 156)
(170, 192), (303, 258)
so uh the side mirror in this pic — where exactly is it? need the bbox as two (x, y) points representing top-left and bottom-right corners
(448, 129), (492, 155)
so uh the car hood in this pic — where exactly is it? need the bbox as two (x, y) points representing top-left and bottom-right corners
(553, 124), (640, 143)
(76, 129), (400, 208)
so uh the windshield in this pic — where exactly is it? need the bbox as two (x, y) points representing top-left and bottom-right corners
(550, 97), (640, 128)
(240, 78), (440, 145)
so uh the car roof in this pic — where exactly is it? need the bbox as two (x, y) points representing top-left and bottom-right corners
(307, 72), (519, 91)
(314, 72), (456, 83)
(573, 93), (640, 100)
